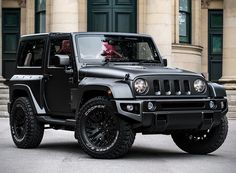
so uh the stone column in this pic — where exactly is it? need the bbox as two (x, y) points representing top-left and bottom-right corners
(48, 0), (79, 32)
(144, 0), (172, 66)
(25, 0), (35, 34)
(220, 0), (236, 117)
(78, 0), (87, 32)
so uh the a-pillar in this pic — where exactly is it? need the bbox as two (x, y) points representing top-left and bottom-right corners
(220, 0), (236, 117)
(144, 0), (172, 66)
(47, 0), (79, 32)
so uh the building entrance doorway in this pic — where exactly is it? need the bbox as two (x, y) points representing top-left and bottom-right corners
(88, 0), (137, 33)
(208, 10), (223, 82)
(2, 8), (20, 79)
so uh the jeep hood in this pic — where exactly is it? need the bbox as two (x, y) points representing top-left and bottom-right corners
(79, 65), (202, 80)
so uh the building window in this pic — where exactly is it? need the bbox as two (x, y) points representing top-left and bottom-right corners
(179, 0), (191, 43)
(35, 0), (46, 33)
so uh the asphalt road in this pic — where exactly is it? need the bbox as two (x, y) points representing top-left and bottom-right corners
(0, 118), (236, 173)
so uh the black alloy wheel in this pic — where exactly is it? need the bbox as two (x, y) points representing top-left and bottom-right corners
(10, 97), (44, 148)
(82, 106), (119, 150)
(76, 97), (135, 159)
(12, 106), (26, 141)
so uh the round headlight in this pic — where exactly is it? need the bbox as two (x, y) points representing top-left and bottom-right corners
(134, 79), (148, 94)
(194, 79), (206, 93)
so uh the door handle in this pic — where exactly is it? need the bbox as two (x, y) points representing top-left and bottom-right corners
(44, 74), (53, 80)
(68, 77), (74, 83)
(65, 67), (74, 74)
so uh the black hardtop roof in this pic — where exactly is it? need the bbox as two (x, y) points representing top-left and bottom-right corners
(21, 32), (151, 38)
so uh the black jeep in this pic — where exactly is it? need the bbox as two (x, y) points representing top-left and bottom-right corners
(8, 32), (228, 159)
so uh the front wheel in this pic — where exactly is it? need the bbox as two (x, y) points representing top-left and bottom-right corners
(76, 97), (135, 159)
(171, 116), (228, 154)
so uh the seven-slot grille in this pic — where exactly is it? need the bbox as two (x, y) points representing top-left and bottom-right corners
(153, 79), (191, 96)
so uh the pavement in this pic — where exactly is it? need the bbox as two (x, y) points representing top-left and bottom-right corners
(0, 118), (236, 173)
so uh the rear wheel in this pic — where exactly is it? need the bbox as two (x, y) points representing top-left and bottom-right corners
(10, 97), (44, 148)
(171, 116), (228, 154)
(76, 97), (135, 159)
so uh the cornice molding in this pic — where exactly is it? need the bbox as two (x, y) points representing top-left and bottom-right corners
(201, 0), (211, 9)
(17, 0), (26, 8)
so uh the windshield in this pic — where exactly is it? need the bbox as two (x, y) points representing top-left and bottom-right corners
(76, 35), (161, 64)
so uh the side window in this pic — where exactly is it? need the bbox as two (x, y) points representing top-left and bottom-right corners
(18, 39), (45, 67)
(48, 38), (72, 66)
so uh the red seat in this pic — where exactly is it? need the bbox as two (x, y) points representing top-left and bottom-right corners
(57, 40), (71, 54)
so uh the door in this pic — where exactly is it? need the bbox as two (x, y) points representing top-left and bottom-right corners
(88, 0), (136, 33)
(2, 8), (21, 79)
(208, 10), (223, 82)
(44, 36), (76, 116)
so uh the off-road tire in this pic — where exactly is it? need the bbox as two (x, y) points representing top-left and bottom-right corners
(171, 116), (228, 154)
(10, 97), (44, 148)
(76, 97), (135, 159)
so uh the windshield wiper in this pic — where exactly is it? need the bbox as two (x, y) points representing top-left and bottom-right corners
(138, 59), (161, 63)
(103, 58), (161, 65)
(102, 57), (134, 65)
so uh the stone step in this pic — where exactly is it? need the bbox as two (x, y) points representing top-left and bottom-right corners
(0, 100), (8, 105)
(0, 111), (9, 117)
(227, 112), (236, 119)
(226, 90), (236, 94)
(0, 89), (9, 94)
(229, 100), (236, 106)
(0, 86), (9, 93)
(0, 105), (8, 111)
(0, 94), (9, 100)
(229, 106), (236, 113)
(0, 85), (8, 89)
(229, 95), (236, 100)
(228, 94), (236, 100)
(226, 90), (236, 102)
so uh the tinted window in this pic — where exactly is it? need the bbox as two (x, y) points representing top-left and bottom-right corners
(48, 37), (71, 66)
(18, 39), (45, 67)
(77, 35), (160, 63)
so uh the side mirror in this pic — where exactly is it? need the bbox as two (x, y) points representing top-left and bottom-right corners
(54, 54), (70, 67)
(163, 59), (168, 67)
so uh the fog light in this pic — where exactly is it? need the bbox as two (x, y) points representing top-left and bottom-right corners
(221, 101), (225, 109)
(126, 105), (134, 112)
(147, 102), (156, 111)
(209, 101), (216, 109)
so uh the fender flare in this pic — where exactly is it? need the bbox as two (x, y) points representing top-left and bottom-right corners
(10, 84), (46, 114)
(71, 77), (134, 111)
(208, 82), (226, 98)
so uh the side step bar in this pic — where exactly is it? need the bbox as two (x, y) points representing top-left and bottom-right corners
(37, 116), (76, 127)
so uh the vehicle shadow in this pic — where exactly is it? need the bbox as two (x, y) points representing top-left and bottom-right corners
(127, 146), (192, 159)
(39, 141), (84, 155)
(39, 141), (219, 160)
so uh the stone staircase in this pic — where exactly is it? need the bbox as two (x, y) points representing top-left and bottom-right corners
(227, 90), (236, 118)
(0, 83), (9, 117)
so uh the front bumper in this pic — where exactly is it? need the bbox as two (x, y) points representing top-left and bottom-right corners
(114, 98), (228, 133)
